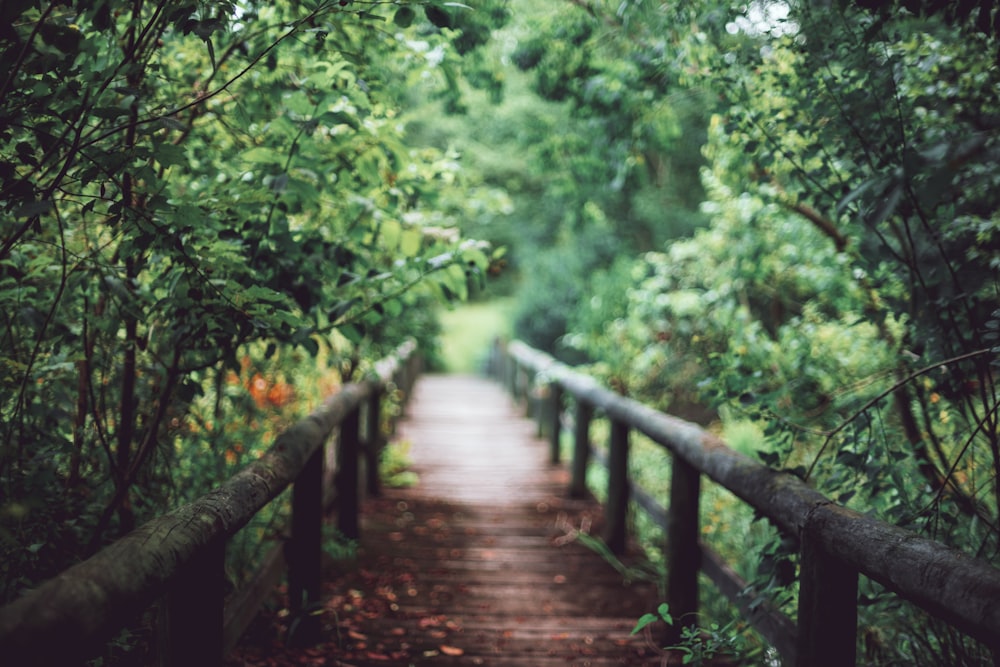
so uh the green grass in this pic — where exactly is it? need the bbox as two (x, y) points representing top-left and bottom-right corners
(436, 297), (516, 373)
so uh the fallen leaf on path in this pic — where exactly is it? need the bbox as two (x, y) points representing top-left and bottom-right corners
(440, 645), (464, 656)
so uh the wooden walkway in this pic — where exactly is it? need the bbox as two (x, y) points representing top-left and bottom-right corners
(232, 374), (666, 666)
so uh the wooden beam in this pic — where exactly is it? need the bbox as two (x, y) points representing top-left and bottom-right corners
(797, 524), (858, 667)
(665, 454), (700, 637)
(604, 419), (630, 555)
(0, 341), (418, 666)
(570, 400), (593, 499)
(503, 340), (1000, 651)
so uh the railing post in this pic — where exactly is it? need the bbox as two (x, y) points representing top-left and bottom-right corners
(508, 358), (517, 399)
(525, 370), (535, 419)
(402, 348), (420, 399)
(163, 536), (224, 666)
(288, 443), (323, 645)
(796, 526), (858, 667)
(665, 454), (701, 638)
(337, 405), (362, 540)
(548, 383), (563, 464)
(364, 390), (383, 498)
(570, 399), (592, 499)
(490, 338), (503, 378)
(604, 418), (629, 555)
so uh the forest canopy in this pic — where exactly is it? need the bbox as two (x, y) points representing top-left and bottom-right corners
(0, 0), (507, 603)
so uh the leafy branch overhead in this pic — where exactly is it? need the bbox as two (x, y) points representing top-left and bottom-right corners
(0, 0), (506, 600)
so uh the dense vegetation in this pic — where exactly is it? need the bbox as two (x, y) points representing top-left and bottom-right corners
(445, 1), (999, 664)
(4, 0), (1000, 664)
(0, 0), (508, 605)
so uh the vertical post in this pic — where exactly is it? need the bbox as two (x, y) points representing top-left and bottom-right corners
(164, 537), (224, 666)
(525, 370), (535, 418)
(534, 378), (552, 439)
(603, 418), (629, 555)
(569, 400), (592, 499)
(288, 443), (323, 645)
(508, 358), (519, 399)
(548, 383), (563, 464)
(402, 350), (418, 399)
(364, 390), (383, 498)
(490, 338), (502, 378)
(796, 526), (858, 667)
(502, 351), (511, 392)
(337, 406), (362, 540)
(665, 454), (701, 638)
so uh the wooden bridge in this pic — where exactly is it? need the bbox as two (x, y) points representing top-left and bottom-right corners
(2, 341), (1000, 667)
(229, 373), (666, 666)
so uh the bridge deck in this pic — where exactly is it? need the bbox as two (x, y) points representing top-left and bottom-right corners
(232, 374), (668, 666)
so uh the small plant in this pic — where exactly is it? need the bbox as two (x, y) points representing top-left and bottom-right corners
(632, 603), (746, 666)
(322, 525), (359, 562)
(632, 602), (676, 635)
(380, 440), (420, 488)
(575, 531), (666, 596)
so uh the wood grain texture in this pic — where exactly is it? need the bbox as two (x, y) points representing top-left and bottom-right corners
(232, 374), (677, 666)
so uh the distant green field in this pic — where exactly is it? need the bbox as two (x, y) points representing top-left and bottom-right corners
(436, 298), (516, 373)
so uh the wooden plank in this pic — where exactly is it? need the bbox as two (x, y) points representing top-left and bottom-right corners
(228, 374), (671, 666)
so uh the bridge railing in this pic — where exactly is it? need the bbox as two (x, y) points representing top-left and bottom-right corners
(0, 341), (420, 667)
(494, 339), (1000, 667)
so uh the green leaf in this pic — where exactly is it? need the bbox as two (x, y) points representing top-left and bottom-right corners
(393, 6), (416, 28)
(425, 5), (452, 28)
(154, 142), (187, 167)
(657, 603), (672, 623)
(322, 110), (360, 130)
(205, 37), (217, 72)
(631, 613), (660, 635)
(331, 298), (360, 322)
(400, 229), (422, 257)
(381, 219), (402, 251)
(384, 299), (402, 318)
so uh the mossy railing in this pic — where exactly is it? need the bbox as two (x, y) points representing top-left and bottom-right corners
(495, 339), (1000, 667)
(0, 341), (420, 666)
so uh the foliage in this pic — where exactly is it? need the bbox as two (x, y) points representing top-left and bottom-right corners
(0, 0), (502, 603)
(632, 603), (752, 666)
(322, 524), (358, 563)
(701, 1), (1000, 545)
(521, 0), (1000, 663)
(421, 0), (717, 356)
(435, 297), (515, 372)
(379, 438), (419, 489)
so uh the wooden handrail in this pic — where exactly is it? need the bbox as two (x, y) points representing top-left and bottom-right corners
(0, 340), (420, 666)
(498, 339), (1000, 667)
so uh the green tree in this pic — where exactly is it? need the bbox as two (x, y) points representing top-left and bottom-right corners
(458, 0), (718, 354)
(562, 1), (1000, 662)
(0, 0), (498, 602)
